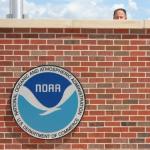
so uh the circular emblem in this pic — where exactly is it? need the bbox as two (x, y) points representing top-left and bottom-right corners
(11, 65), (85, 139)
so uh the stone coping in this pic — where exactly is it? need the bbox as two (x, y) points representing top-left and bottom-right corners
(0, 19), (150, 28)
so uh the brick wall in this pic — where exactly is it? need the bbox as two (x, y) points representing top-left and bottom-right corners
(1, 20), (150, 149)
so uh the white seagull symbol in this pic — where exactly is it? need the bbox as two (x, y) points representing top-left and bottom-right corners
(19, 84), (76, 116)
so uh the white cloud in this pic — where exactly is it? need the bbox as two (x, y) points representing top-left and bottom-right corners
(112, 3), (125, 10)
(24, 1), (47, 18)
(0, 0), (141, 20)
(0, 0), (8, 18)
(128, 0), (138, 11)
(24, 0), (113, 19)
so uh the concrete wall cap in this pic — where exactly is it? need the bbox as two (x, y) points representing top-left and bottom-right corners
(0, 19), (149, 28)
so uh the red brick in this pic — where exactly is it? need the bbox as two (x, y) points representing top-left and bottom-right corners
(121, 133), (136, 137)
(0, 40), (12, 44)
(39, 34), (55, 38)
(72, 34), (88, 39)
(130, 116), (145, 121)
(56, 45), (72, 50)
(97, 116), (112, 121)
(130, 29), (145, 34)
(114, 62), (129, 66)
(14, 51), (29, 55)
(98, 40), (113, 45)
(64, 28), (80, 33)
(38, 144), (54, 149)
(89, 111), (105, 116)
(139, 111), (150, 115)
(138, 57), (150, 61)
(63, 138), (79, 143)
(114, 40), (129, 45)
(73, 56), (88, 61)
(106, 57), (121, 61)
(30, 40), (46, 44)
(122, 34), (138, 39)
(14, 28), (30, 32)
(72, 133), (87, 138)
(0, 45), (4, 49)
(39, 56), (54, 61)
(5, 45), (21, 50)
(73, 67), (88, 72)
(105, 122), (120, 126)
(80, 127), (96, 132)
(81, 40), (96, 45)
(47, 40), (63, 44)
(6, 34), (21, 38)
(114, 29), (129, 33)
(122, 78), (137, 82)
(48, 28), (63, 33)
(22, 144), (37, 149)
(139, 78), (150, 82)
(113, 127), (128, 132)
(73, 45), (88, 50)
(123, 46), (137, 50)
(0, 72), (13, 77)
(105, 133), (120, 138)
(114, 73), (129, 77)
(22, 56), (38, 61)
(122, 57), (137, 61)
(106, 46), (121, 50)
(131, 40), (146, 45)
(0, 28), (13, 33)
(105, 144), (120, 149)
(0, 145), (4, 149)
(14, 62), (30, 66)
(31, 28), (47, 33)
(64, 62), (80, 66)
(14, 40), (29, 44)
(0, 61), (13, 66)
(72, 144), (87, 149)
(90, 89), (105, 93)
(130, 94), (145, 99)
(39, 45), (55, 50)
(0, 139), (12, 143)
(139, 35), (150, 38)
(6, 56), (21, 61)
(56, 34), (71, 39)
(130, 105), (145, 110)
(113, 138), (128, 143)
(129, 127), (145, 132)
(97, 29), (113, 33)
(90, 45), (105, 50)
(106, 34), (121, 39)
(22, 45), (38, 50)
(81, 51), (97, 56)
(106, 89), (121, 93)
(81, 28), (96, 33)
(0, 34), (4, 38)
(23, 34), (38, 38)
(130, 73), (145, 77)
(96, 139), (111, 143)
(48, 51), (63, 56)
(139, 46), (150, 50)
(54, 144), (71, 149)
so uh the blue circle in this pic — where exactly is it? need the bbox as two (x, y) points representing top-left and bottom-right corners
(24, 73), (70, 108)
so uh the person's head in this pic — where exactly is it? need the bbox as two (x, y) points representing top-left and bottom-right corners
(113, 8), (127, 20)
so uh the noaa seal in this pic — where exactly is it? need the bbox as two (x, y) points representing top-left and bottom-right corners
(11, 65), (85, 139)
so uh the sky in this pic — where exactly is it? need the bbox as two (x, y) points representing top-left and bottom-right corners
(0, 0), (150, 20)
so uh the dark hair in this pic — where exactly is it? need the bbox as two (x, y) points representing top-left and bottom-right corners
(113, 8), (127, 18)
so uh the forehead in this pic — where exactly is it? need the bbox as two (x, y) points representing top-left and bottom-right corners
(115, 10), (125, 15)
